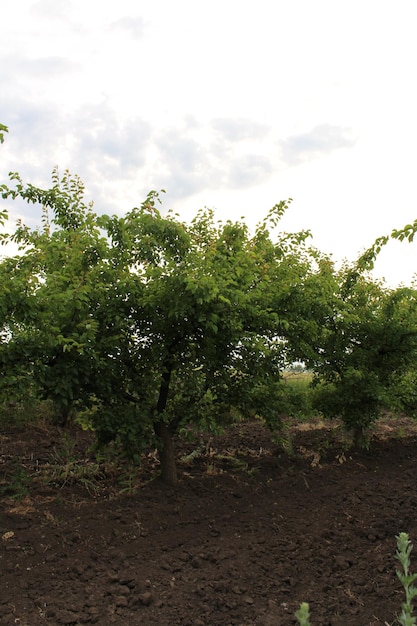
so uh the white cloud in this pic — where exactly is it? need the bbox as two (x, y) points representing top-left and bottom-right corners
(30, 0), (73, 19)
(109, 16), (146, 40)
(228, 154), (273, 188)
(75, 108), (151, 170)
(211, 118), (270, 142)
(2, 55), (77, 79)
(279, 125), (356, 166)
(1, 0), (417, 286)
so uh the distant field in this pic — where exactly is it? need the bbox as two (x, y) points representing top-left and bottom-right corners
(282, 370), (313, 388)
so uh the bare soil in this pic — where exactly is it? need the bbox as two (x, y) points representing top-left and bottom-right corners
(2, 416), (417, 625)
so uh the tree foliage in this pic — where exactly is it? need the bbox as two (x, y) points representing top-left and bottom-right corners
(0, 123), (7, 144)
(2, 170), (106, 408)
(308, 264), (417, 445)
(0, 167), (328, 483)
(2, 124), (417, 481)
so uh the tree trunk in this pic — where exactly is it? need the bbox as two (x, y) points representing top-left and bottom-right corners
(153, 364), (178, 485)
(352, 425), (370, 449)
(154, 421), (178, 486)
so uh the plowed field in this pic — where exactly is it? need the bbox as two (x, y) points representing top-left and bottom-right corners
(2, 417), (417, 625)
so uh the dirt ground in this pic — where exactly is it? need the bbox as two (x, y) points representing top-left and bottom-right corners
(2, 416), (417, 626)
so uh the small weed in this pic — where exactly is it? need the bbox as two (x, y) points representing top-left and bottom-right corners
(274, 431), (295, 456)
(294, 533), (417, 626)
(43, 460), (103, 494)
(1, 463), (31, 500)
(118, 467), (140, 494)
(206, 463), (222, 476)
(43, 511), (61, 526)
(295, 602), (311, 626)
(396, 532), (417, 625)
(396, 427), (407, 439)
(43, 434), (104, 494)
(179, 447), (204, 465)
(215, 453), (258, 477)
(53, 432), (77, 463)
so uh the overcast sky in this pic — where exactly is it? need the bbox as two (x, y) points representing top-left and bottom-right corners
(1, 0), (417, 285)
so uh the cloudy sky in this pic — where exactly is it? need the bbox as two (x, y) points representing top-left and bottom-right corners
(1, 0), (417, 285)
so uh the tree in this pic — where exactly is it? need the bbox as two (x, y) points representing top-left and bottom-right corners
(308, 261), (417, 445)
(0, 168), (108, 420)
(89, 196), (323, 484)
(1, 166), (326, 484)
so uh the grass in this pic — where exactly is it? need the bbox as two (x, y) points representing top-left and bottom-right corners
(43, 433), (105, 494)
(282, 370), (314, 387)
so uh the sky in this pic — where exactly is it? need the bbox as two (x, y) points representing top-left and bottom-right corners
(1, 0), (417, 286)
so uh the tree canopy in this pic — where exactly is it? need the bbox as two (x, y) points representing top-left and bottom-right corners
(0, 168), (332, 483)
(2, 125), (417, 484)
